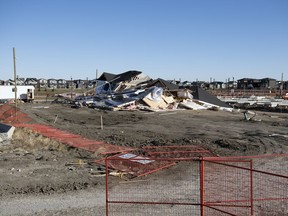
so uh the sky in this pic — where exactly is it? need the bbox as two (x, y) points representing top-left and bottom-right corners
(0, 0), (287, 82)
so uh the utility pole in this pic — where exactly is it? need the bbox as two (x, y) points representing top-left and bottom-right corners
(13, 47), (17, 120)
(95, 69), (98, 95)
(70, 76), (73, 99)
(280, 72), (284, 97)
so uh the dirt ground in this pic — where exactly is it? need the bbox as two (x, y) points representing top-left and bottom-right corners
(0, 102), (288, 215)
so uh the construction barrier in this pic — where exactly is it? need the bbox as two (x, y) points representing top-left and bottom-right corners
(0, 104), (32, 124)
(202, 155), (288, 216)
(105, 158), (201, 216)
(105, 154), (288, 216)
(14, 123), (135, 155)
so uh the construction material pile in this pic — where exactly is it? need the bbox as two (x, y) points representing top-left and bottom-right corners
(68, 70), (233, 112)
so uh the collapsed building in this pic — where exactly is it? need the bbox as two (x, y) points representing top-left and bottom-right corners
(69, 70), (233, 112)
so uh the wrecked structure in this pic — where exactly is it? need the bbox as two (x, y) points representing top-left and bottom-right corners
(73, 70), (233, 112)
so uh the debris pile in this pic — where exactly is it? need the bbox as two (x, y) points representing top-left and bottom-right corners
(221, 96), (288, 113)
(69, 71), (233, 112)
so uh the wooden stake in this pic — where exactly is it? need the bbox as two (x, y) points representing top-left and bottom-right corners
(100, 115), (103, 130)
(54, 115), (58, 124)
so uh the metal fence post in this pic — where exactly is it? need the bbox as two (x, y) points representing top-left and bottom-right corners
(200, 158), (205, 216)
(250, 159), (254, 216)
(106, 157), (109, 216)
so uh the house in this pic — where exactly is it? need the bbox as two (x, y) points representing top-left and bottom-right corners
(16, 77), (25, 85)
(260, 78), (276, 89)
(47, 79), (57, 88)
(57, 79), (67, 88)
(237, 78), (261, 89)
(284, 81), (288, 90)
(189, 81), (209, 89)
(4, 78), (25, 86)
(6, 79), (15, 86)
(37, 78), (48, 88)
(170, 80), (181, 86)
(86, 80), (94, 89)
(25, 78), (38, 87)
(208, 81), (226, 89)
(226, 81), (237, 89)
(181, 81), (192, 87)
(73, 79), (89, 89)
(66, 79), (76, 89)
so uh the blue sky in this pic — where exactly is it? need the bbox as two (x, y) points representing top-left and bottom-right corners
(0, 0), (287, 82)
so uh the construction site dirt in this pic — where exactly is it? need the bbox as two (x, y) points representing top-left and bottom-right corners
(1, 103), (288, 215)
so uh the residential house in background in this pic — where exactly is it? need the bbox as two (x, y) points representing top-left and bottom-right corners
(48, 79), (57, 89)
(237, 78), (261, 89)
(1, 74), (285, 93)
(57, 79), (67, 88)
(226, 80), (237, 89)
(190, 81), (209, 89)
(25, 78), (38, 87)
(6, 79), (15, 85)
(73, 79), (87, 89)
(86, 80), (94, 88)
(209, 81), (225, 89)
(16, 77), (26, 85)
(170, 80), (181, 86)
(66, 79), (76, 89)
(180, 81), (192, 87)
(284, 81), (288, 90)
(37, 78), (48, 89)
(260, 78), (276, 89)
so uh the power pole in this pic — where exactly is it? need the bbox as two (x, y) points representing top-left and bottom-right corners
(70, 76), (73, 99)
(13, 48), (17, 119)
(280, 72), (284, 96)
(95, 69), (98, 95)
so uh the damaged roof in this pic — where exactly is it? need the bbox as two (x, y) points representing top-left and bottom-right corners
(98, 70), (142, 84)
(191, 86), (231, 108)
(97, 72), (117, 82)
(147, 78), (179, 91)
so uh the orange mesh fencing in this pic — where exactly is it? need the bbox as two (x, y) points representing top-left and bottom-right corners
(105, 158), (201, 216)
(142, 145), (216, 159)
(0, 104), (32, 123)
(202, 155), (288, 216)
(13, 123), (135, 155)
(105, 154), (288, 216)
